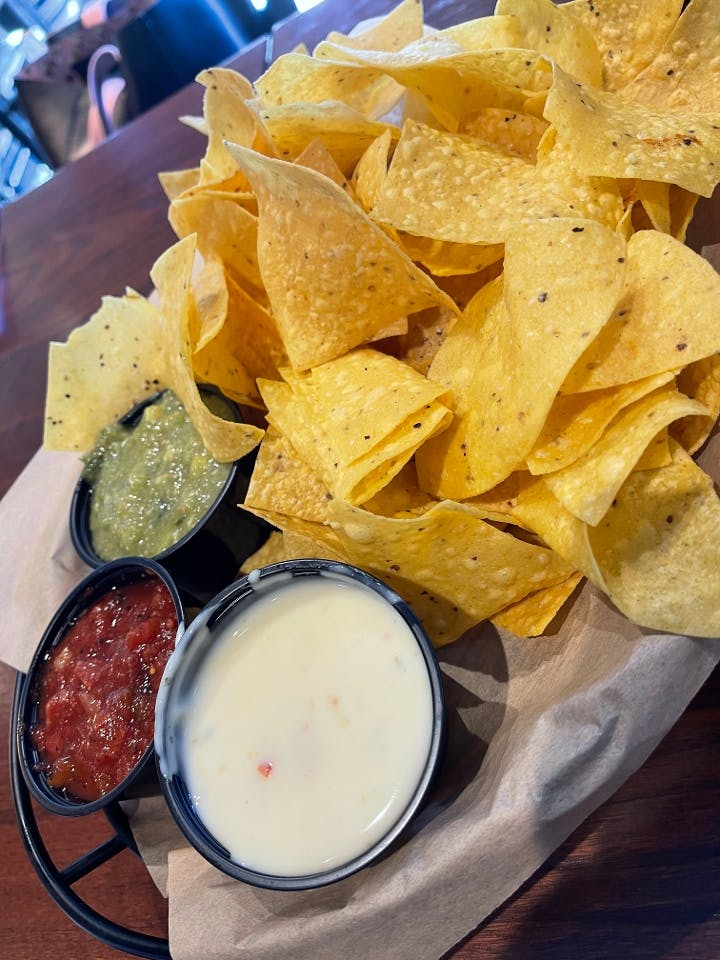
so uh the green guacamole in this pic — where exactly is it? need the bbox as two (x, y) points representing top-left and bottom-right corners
(83, 390), (232, 560)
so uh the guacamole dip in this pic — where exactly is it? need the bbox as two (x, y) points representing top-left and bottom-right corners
(83, 390), (232, 560)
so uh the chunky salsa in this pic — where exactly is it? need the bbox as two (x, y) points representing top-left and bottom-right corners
(83, 389), (231, 560)
(31, 574), (179, 802)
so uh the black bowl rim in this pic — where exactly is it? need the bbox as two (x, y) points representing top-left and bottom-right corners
(69, 385), (243, 569)
(155, 557), (446, 890)
(16, 557), (185, 817)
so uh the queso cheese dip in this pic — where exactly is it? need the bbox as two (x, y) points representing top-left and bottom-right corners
(180, 573), (434, 877)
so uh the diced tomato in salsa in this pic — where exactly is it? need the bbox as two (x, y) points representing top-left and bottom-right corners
(31, 575), (178, 802)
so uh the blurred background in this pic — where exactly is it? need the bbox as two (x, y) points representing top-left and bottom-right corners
(0, 0), (322, 204)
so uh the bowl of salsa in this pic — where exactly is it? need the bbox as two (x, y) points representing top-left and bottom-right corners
(155, 558), (446, 889)
(70, 387), (271, 605)
(17, 558), (184, 815)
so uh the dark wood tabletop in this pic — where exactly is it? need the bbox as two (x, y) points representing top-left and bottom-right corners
(1, 1), (719, 958)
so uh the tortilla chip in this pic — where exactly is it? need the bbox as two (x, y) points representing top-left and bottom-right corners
(464, 472), (523, 517)
(158, 167), (200, 201)
(563, 0), (683, 90)
(226, 144), (458, 370)
(635, 179), (672, 234)
(258, 348), (453, 504)
(669, 185), (699, 243)
(196, 67), (273, 185)
(671, 354), (720, 454)
(322, 0), (424, 53)
(495, 0), (603, 87)
(386, 303), (460, 376)
(543, 65), (720, 197)
(398, 233), (504, 277)
(372, 119), (623, 245)
(633, 428), (672, 470)
(491, 572), (583, 637)
(255, 53), (403, 121)
(416, 219), (626, 497)
(327, 497), (575, 646)
(44, 290), (167, 452)
(535, 128), (625, 228)
(589, 441), (720, 636)
(527, 371), (675, 474)
(245, 427), (334, 525)
(222, 276), (287, 383)
(293, 139), (349, 188)
(457, 107), (549, 161)
(150, 236), (263, 461)
(252, 100), (398, 176)
(351, 129), (393, 213)
(315, 42), (552, 132)
(362, 462), (435, 517)
(192, 317), (261, 409)
(243, 427), (344, 553)
(421, 15), (522, 53)
(562, 230), (720, 392)
(168, 192), (264, 298)
(543, 384), (710, 525)
(239, 529), (346, 574)
(238, 531), (286, 572)
(623, 0), (720, 112)
(516, 441), (720, 636)
(189, 257), (228, 354)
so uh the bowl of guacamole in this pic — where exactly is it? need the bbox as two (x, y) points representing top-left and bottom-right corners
(70, 387), (271, 604)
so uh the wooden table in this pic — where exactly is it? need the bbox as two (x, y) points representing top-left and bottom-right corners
(1, 0), (719, 957)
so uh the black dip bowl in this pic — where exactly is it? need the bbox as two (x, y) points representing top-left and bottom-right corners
(70, 386), (271, 606)
(17, 557), (185, 817)
(154, 558), (446, 890)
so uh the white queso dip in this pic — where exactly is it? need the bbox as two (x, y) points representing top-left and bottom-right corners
(181, 573), (434, 876)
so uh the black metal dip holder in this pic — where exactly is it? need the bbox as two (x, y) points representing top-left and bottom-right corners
(10, 670), (171, 959)
(10, 556), (184, 958)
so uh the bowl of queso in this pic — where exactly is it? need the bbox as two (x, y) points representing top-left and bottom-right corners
(70, 387), (271, 604)
(155, 559), (446, 889)
(17, 558), (184, 815)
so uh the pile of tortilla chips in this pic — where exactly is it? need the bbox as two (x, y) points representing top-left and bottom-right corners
(44, 0), (720, 645)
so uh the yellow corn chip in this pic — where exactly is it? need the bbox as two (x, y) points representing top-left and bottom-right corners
(563, 230), (720, 392)
(328, 497), (575, 647)
(671, 355), (720, 454)
(491, 572), (583, 637)
(457, 107), (548, 161)
(351, 129), (393, 213)
(189, 257), (228, 354)
(44, 290), (167, 452)
(158, 167), (200, 201)
(563, 0), (683, 90)
(169, 193), (264, 298)
(226, 144), (458, 369)
(315, 42), (552, 132)
(373, 119), (623, 245)
(623, 0), (720, 112)
(252, 100), (398, 176)
(527, 371), (675, 474)
(544, 65), (720, 197)
(322, 0), (423, 53)
(150, 236), (263, 461)
(543, 384), (710, 525)
(495, 0), (603, 87)
(417, 219), (626, 497)
(259, 348), (453, 504)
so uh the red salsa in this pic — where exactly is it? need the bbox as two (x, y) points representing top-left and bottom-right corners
(30, 575), (178, 802)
